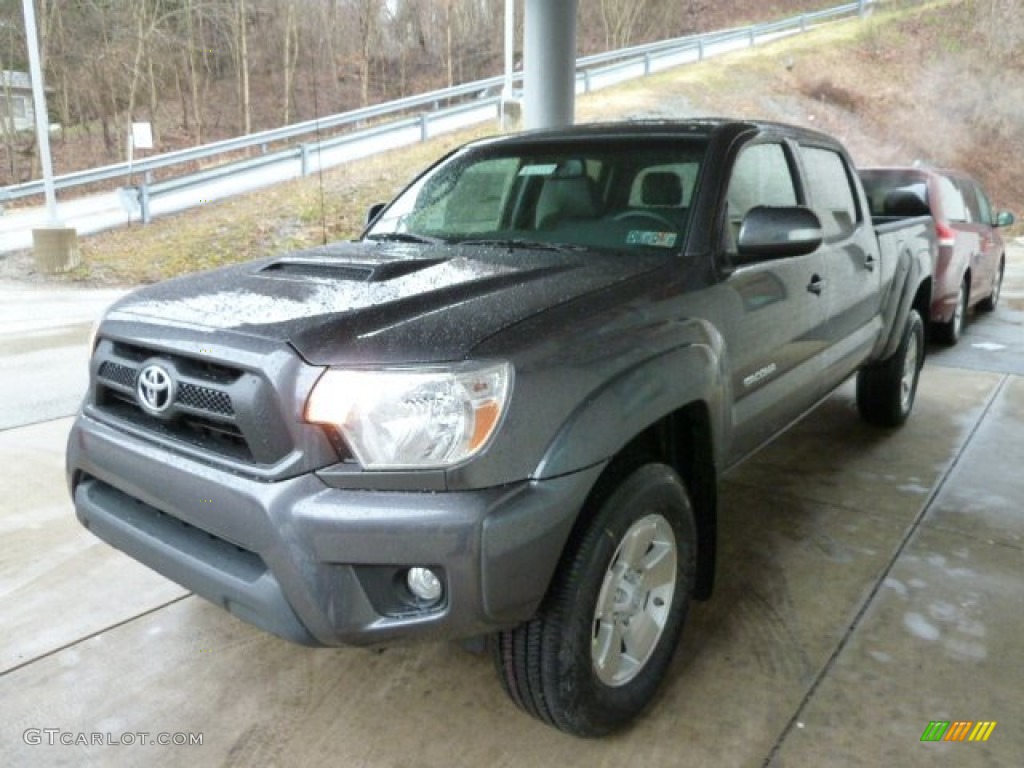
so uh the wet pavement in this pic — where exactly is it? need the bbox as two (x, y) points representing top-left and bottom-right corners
(0, 281), (127, 430)
(0, 249), (1021, 767)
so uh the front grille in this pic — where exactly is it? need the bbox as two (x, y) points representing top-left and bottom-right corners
(100, 399), (253, 462)
(98, 361), (135, 389)
(92, 342), (290, 466)
(177, 383), (234, 416)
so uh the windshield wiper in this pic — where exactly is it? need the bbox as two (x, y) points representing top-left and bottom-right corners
(365, 232), (443, 245)
(455, 238), (588, 253)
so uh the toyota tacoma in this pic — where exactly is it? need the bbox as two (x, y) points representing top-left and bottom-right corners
(68, 119), (934, 736)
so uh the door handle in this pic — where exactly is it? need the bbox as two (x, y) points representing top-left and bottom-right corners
(864, 254), (876, 272)
(807, 275), (826, 295)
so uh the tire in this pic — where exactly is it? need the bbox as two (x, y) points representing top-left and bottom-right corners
(977, 258), (1004, 312)
(491, 463), (696, 737)
(857, 309), (925, 428)
(935, 277), (967, 346)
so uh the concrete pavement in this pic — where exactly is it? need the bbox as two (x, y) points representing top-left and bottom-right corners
(0, 280), (126, 430)
(0, 250), (1021, 766)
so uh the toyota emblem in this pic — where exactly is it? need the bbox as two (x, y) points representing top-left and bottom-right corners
(136, 363), (176, 415)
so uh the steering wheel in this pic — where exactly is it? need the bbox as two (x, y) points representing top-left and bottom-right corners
(612, 210), (677, 230)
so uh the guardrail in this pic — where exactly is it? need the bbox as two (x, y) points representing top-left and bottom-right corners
(1, 1), (871, 220)
(134, 101), (497, 223)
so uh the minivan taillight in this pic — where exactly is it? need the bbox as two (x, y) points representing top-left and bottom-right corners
(935, 221), (956, 248)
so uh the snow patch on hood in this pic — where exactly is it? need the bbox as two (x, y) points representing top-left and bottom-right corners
(117, 257), (514, 330)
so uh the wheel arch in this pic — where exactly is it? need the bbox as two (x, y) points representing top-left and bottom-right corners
(553, 402), (719, 605)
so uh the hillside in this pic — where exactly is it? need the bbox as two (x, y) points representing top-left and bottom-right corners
(1, 0), (1021, 285)
(584, 0), (1023, 218)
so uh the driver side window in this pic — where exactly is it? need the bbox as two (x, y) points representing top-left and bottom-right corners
(724, 143), (797, 252)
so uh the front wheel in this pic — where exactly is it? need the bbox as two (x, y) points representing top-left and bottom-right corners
(491, 463), (696, 737)
(857, 309), (925, 428)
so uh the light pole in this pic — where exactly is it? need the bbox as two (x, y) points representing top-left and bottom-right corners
(22, 0), (57, 223)
(503, 0), (514, 103)
(21, 0), (79, 272)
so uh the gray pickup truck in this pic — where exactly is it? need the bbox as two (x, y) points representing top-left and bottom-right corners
(68, 119), (934, 736)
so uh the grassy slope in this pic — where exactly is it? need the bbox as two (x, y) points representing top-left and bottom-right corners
(18, 0), (1022, 286)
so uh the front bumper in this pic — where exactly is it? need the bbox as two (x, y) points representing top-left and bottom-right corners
(67, 412), (603, 646)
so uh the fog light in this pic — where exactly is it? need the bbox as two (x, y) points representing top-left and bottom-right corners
(406, 567), (443, 603)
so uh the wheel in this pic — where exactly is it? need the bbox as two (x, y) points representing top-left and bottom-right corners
(612, 210), (677, 230)
(857, 309), (925, 428)
(935, 277), (967, 345)
(977, 258), (1004, 312)
(491, 463), (696, 737)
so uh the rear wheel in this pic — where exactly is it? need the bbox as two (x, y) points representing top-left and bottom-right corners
(978, 258), (1004, 312)
(491, 463), (696, 737)
(935, 277), (967, 346)
(857, 309), (925, 428)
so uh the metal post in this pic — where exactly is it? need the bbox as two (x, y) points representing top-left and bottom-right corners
(503, 0), (515, 101)
(859, 0), (868, 18)
(21, 0), (58, 224)
(140, 173), (152, 225)
(300, 143), (310, 177)
(523, 0), (578, 130)
(501, 0), (517, 129)
(420, 114), (430, 141)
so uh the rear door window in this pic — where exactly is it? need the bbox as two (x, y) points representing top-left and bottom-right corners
(724, 143), (798, 251)
(973, 183), (994, 226)
(938, 176), (970, 223)
(952, 178), (983, 223)
(801, 146), (860, 240)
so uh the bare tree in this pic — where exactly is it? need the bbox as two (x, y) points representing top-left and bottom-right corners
(234, 0), (251, 134)
(281, 0), (298, 123)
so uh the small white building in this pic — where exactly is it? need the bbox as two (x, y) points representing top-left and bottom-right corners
(1, 70), (35, 133)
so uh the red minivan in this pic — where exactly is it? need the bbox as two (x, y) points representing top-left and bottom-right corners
(860, 167), (1015, 344)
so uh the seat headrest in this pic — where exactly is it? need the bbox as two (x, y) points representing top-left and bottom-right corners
(642, 172), (683, 207)
(535, 175), (599, 227)
(883, 187), (930, 218)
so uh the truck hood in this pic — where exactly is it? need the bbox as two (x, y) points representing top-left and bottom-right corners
(106, 240), (668, 364)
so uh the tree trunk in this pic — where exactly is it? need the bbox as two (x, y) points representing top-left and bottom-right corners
(127, 2), (148, 124)
(184, 0), (203, 143)
(283, 1), (298, 124)
(148, 52), (159, 145)
(237, 0), (252, 134)
(446, 1), (454, 88)
(359, 1), (378, 106)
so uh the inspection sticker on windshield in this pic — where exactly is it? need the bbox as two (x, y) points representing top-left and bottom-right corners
(627, 230), (677, 248)
(519, 163), (559, 176)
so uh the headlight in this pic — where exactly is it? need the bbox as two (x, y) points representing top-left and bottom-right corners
(305, 361), (512, 470)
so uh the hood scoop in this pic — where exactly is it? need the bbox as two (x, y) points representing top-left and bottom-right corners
(260, 257), (447, 283)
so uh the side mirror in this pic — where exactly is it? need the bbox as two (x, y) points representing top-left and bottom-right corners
(365, 202), (387, 227)
(995, 211), (1015, 228)
(736, 206), (823, 262)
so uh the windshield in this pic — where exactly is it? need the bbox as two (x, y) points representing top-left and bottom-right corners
(365, 137), (708, 254)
